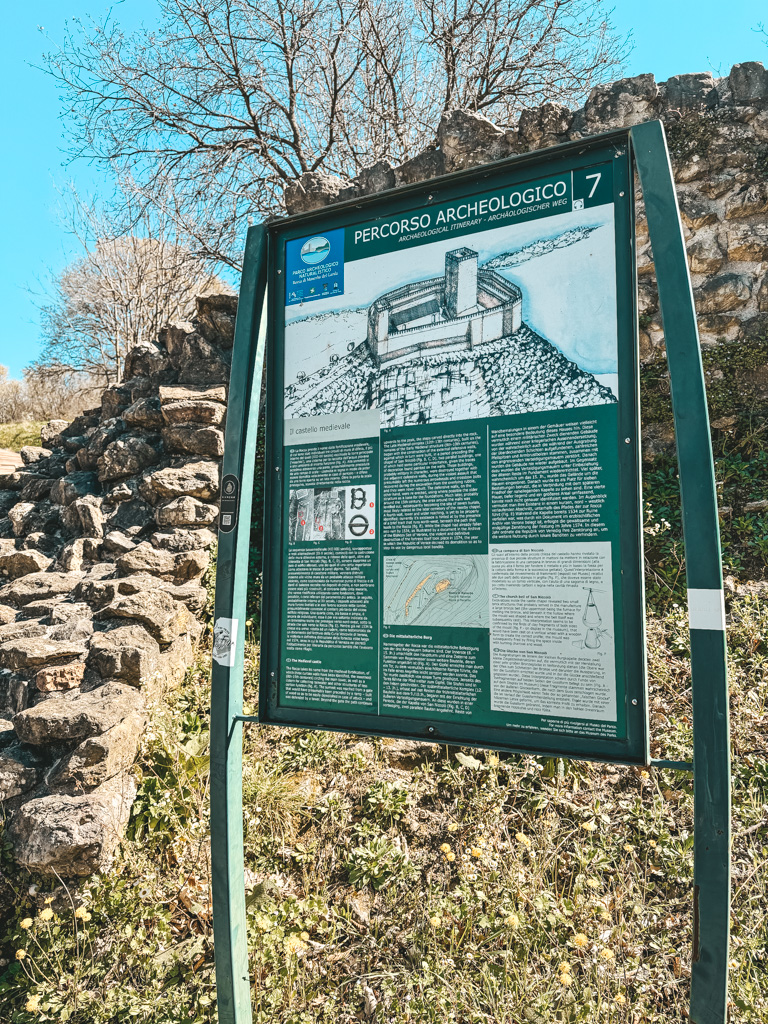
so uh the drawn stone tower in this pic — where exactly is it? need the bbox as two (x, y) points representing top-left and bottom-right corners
(445, 247), (479, 317)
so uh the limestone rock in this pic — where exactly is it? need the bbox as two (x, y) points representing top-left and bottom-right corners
(122, 396), (164, 430)
(40, 420), (69, 447)
(100, 382), (134, 420)
(394, 148), (446, 185)
(47, 711), (145, 790)
(0, 620), (47, 644)
(725, 223), (768, 262)
(0, 605), (17, 625)
(353, 160), (396, 196)
(0, 718), (13, 748)
(679, 196), (719, 231)
(64, 495), (105, 538)
(150, 528), (216, 552)
(161, 425), (225, 458)
(160, 398), (226, 426)
(4, 571), (84, 608)
(725, 180), (768, 219)
(13, 681), (141, 745)
(57, 538), (100, 572)
(729, 62), (768, 106)
(123, 340), (168, 379)
(0, 471), (25, 491)
(584, 74), (659, 129)
(35, 661), (86, 693)
(20, 446), (52, 466)
(88, 624), (160, 686)
(517, 102), (572, 148)
(195, 293), (238, 349)
(19, 476), (53, 502)
(115, 541), (209, 581)
(438, 109), (513, 170)
(159, 384), (227, 405)
(50, 472), (99, 507)
(102, 531), (136, 555)
(105, 497), (154, 534)
(687, 237), (725, 275)
(0, 548), (53, 579)
(664, 72), (717, 112)
(175, 334), (232, 387)
(695, 273), (752, 313)
(9, 774), (137, 875)
(97, 435), (161, 482)
(0, 674), (31, 717)
(156, 495), (219, 527)
(0, 638), (88, 672)
(757, 273), (768, 312)
(96, 588), (192, 645)
(0, 489), (20, 510)
(140, 460), (220, 503)
(0, 750), (40, 801)
(284, 170), (354, 215)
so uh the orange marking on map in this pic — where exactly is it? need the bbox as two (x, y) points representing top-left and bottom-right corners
(404, 574), (434, 618)
(435, 579), (451, 593)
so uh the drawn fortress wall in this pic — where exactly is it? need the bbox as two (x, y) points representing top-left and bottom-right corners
(366, 248), (522, 365)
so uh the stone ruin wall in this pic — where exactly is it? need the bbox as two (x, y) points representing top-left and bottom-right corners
(0, 295), (234, 876)
(1, 61), (767, 878)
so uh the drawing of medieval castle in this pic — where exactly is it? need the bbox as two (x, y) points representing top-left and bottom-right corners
(366, 248), (522, 365)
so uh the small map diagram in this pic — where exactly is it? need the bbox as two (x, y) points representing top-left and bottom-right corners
(384, 555), (489, 628)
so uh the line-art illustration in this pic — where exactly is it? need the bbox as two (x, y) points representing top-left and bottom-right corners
(572, 587), (612, 649)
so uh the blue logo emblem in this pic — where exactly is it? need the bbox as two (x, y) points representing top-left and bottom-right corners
(300, 236), (331, 265)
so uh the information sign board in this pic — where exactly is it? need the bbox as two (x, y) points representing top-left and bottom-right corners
(260, 138), (647, 764)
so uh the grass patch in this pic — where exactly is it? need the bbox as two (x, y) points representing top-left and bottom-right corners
(1, 609), (766, 1022)
(0, 421), (44, 451)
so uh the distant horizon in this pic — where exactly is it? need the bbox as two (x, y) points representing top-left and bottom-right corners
(1, 0), (765, 378)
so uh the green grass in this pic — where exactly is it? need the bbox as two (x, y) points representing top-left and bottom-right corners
(0, 599), (766, 1023)
(0, 422), (44, 451)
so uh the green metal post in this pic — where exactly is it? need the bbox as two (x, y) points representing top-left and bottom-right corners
(631, 120), (731, 1024)
(210, 225), (267, 1024)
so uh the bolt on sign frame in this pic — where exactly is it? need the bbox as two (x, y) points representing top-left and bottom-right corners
(210, 120), (730, 1024)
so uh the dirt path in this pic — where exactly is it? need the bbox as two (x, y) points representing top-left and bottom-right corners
(0, 449), (23, 472)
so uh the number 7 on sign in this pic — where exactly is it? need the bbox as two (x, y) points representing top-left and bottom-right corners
(585, 173), (601, 198)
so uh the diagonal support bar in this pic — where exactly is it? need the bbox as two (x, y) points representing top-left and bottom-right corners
(631, 119), (731, 1024)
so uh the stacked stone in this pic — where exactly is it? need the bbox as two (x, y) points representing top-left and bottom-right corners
(284, 62), (768, 371)
(0, 294), (235, 875)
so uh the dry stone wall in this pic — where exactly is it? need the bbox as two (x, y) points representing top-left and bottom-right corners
(0, 294), (234, 876)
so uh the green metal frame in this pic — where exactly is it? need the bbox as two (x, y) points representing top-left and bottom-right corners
(631, 119), (730, 1024)
(210, 225), (268, 1024)
(210, 122), (730, 1024)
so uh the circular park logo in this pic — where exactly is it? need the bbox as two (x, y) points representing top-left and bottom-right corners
(300, 236), (331, 265)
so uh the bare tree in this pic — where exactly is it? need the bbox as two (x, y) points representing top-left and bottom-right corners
(35, 187), (228, 387)
(0, 364), (90, 424)
(45, 0), (628, 267)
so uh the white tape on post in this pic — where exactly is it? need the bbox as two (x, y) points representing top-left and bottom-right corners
(687, 589), (726, 631)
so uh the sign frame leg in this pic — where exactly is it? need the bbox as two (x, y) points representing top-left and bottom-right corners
(210, 225), (268, 1024)
(630, 120), (731, 1024)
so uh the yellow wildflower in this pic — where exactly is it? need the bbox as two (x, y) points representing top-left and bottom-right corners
(16, 949), (27, 960)
(623, 843), (635, 853)
(25, 994), (41, 1012)
(20, 918), (33, 930)
(505, 913), (520, 929)
(648, 839), (657, 849)
(581, 821), (597, 832)
(600, 947), (615, 960)
(284, 934), (307, 956)
(439, 843), (451, 854)
(443, 851), (455, 862)
(615, 993), (627, 1005)
(300, 931), (310, 941)
(429, 916), (441, 928)
(470, 847), (482, 858)
(639, 770), (650, 780)
(487, 753), (499, 767)
(74, 906), (87, 920)
(586, 878), (600, 890)
(44, 896), (54, 904)
(38, 908), (53, 922)
(515, 832), (532, 849)
(573, 933), (589, 949)
(447, 821), (459, 832)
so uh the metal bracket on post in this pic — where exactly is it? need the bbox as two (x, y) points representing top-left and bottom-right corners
(210, 225), (268, 1024)
(631, 120), (731, 1024)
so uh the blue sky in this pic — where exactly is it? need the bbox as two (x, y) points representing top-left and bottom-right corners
(0, 0), (765, 377)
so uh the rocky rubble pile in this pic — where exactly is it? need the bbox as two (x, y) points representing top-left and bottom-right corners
(0, 294), (235, 875)
(285, 62), (768, 365)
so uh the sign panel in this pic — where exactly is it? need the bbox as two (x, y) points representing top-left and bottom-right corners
(262, 140), (647, 763)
